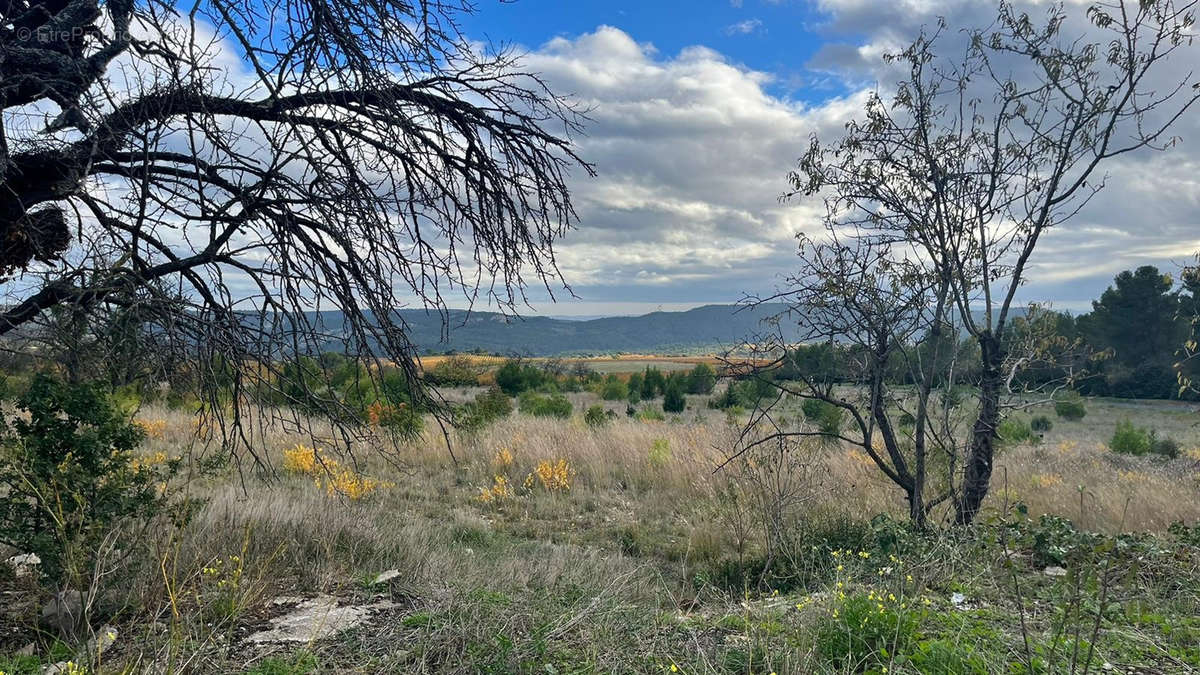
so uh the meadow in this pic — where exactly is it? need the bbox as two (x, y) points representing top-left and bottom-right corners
(3, 380), (1200, 674)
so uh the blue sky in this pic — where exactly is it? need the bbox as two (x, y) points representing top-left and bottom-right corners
(459, 0), (840, 101)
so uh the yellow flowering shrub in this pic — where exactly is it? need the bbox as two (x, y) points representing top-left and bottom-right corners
(492, 447), (515, 468)
(281, 443), (392, 500)
(283, 443), (324, 475)
(134, 418), (167, 439)
(1030, 474), (1064, 489)
(477, 475), (514, 503)
(532, 458), (573, 492)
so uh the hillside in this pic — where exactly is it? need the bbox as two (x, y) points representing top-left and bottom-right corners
(314, 303), (800, 356)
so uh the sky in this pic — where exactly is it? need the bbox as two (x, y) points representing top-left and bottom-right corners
(445, 0), (1200, 317)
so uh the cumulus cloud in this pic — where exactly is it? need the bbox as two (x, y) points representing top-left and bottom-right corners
(510, 3), (1200, 315)
(514, 26), (868, 309)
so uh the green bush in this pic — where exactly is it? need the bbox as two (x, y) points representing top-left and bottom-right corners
(640, 368), (666, 399)
(1151, 434), (1180, 459)
(802, 398), (843, 435)
(600, 375), (628, 401)
(456, 387), (513, 432)
(997, 417), (1035, 446)
(635, 407), (665, 422)
(424, 356), (481, 387)
(814, 593), (920, 671)
(905, 639), (988, 674)
(1109, 420), (1180, 459)
(1054, 394), (1087, 421)
(584, 404), (609, 428)
(662, 379), (686, 413)
(0, 375), (175, 584)
(685, 363), (717, 394)
(494, 360), (546, 396)
(518, 392), (572, 419)
(1110, 419), (1152, 456)
(1030, 415), (1053, 433)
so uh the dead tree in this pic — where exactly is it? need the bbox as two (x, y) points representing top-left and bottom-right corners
(1, 0), (592, 462)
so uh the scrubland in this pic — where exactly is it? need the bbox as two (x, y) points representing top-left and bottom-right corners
(3, 389), (1200, 673)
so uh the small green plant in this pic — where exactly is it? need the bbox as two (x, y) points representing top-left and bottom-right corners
(648, 438), (671, 467)
(998, 417), (1036, 446)
(1150, 433), (1180, 459)
(814, 592), (921, 671)
(244, 651), (319, 675)
(0, 375), (176, 585)
(600, 375), (628, 401)
(1054, 393), (1087, 421)
(635, 406), (665, 422)
(802, 398), (844, 436)
(1110, 419), (1152, 456)
(1109, 422), (1180, 459)
(584, 404), (609, 428)
(517, 392), (572, 419)
(1031, 415), (1053, 433)
(457, 387), (513, 431)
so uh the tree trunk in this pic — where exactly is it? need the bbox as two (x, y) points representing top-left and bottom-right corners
(957, 332), (1003, 525)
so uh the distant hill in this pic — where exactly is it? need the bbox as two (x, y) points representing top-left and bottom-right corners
(312, 303), (801, 356)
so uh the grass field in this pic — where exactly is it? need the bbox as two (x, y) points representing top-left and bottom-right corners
(3, 385), (1200, 673)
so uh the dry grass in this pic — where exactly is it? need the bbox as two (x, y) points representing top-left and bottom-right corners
(7, 389), (1199, 672)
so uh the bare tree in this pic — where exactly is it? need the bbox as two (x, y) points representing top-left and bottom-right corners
(1, 0), (592, 461)
(786, 0), (1198, 524)
(737, 234), (965, 529)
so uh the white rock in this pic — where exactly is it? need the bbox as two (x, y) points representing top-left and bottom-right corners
(6, 553), (41, 577)
(1043, 566), (1068, 577)
(950, 592), (966, 606)
(372, 569), (401, 585)
(246, 594), (397, 644)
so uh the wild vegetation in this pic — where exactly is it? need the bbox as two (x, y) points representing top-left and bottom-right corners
(2, 0), (1199, 672)
(3, 370), (1200, 673)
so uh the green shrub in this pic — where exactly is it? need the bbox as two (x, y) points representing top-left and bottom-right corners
(584, 404), (609, 428)
(997, 417), (1035, 446)
(456, 387), (513, 431)
(648, 438), (671, 467)
(1110, 422), (1180, 459)
(685, 363), (717, 394)
(1030, 415), (1053, 433)
(814, 593), (920, 671)
(600, 375), (628, 401)
(802, 398), (843, 435)
(1110, 419), (1152, 456)
(424, 355), (481, 387)
(1150, 434), (1180, 459)
(640, 368), (666, 399)
(518, 392), (572, 419)
(0, 375), (176, 584)
(494, 360), (546, 396)
(475, 386), (513, 420)
(635, 407), (665, 422)
(662, 380), (686, 413)
(906, 639), (988, 674)
(1054, 394), (1087, 421)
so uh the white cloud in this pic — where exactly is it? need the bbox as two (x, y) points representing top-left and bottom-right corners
(724, 18), (764, 35)
(510, 4), (1200, 315)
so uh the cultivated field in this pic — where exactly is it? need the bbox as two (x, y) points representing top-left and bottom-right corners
(4, 383), (1199, 673)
